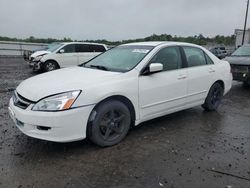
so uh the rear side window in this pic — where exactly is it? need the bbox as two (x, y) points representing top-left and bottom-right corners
(62, 44), (76, 53)
(183, 47), (207, 67)
(76, 44), (91, 52)
(149, 46), (182, 71)
(205, 54), (214, 64)
(89, 45), (106, 52)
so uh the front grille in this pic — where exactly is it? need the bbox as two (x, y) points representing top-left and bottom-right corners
(12, 91), (33, 109)
(231, 65), (249, 73)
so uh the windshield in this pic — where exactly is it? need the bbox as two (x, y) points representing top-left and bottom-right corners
(84, 45), (153, 72)
(232, 45), (250, 56)
(48, 43), (64, 52)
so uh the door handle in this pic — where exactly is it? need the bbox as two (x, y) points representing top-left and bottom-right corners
(208, 68), (215, 73)
(178, 75), (187, 80)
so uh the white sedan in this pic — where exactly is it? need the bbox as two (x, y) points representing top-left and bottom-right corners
(8, 42), (232, 146)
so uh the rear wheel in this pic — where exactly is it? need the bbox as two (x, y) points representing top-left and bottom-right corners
(43, 61), (58, 72)
(88, 100), (131, 147)
(202, 83), (224, 111)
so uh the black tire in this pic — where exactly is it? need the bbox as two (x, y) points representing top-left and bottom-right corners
(243, 81), (250, 87)
(202, 83), (224, 111)
(43, 61), (58, 72)
(32, 64), (42, 73)
(88, 100), (131, 147)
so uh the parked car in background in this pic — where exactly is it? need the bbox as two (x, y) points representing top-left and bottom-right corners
(8, 42), (232, 146)
(23, 46), (49, 61)
(24, 43), (60, 62)
(225, 45), (250, 86)
(28, 42), (62, 67)
(215, 47), (228, 56)
(31, 42), (107, 72)
(210, 47), (228, 59)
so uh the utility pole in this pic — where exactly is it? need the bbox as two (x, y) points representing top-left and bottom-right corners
(242, 0), (250, 45)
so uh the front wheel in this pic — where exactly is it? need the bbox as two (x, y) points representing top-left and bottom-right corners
(202, 83), (224, 111)
(43, 61), (58, 72)
(88, 100), (131, 147)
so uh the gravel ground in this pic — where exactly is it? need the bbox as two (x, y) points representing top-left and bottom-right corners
(0, 57), (250, 188)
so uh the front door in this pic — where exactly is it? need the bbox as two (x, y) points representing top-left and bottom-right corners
(56, 44), (78, 67)
(139, 46), (188, 120)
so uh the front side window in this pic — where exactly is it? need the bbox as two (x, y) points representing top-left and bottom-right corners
(232, 45), (250, 56)
(149, 46), (182, 71)
(183, 47), (207, 67)
(62, 44), (76, 53)
(84, 45), (153, 72)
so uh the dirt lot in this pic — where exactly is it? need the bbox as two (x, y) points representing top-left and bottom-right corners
(0, 57), (250, 188)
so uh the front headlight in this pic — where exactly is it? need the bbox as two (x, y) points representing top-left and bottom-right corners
(32, 90), (81, 111)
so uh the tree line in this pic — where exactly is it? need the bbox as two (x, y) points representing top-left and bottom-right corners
(0, 34), (236, 46)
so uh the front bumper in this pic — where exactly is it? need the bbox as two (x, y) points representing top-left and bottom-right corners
(28, 61), (36, 67)
(28, 61), (42, 71)
(8, 97), (95, 142)
(231, 65), (249, 82)
(232, 72), (249, 82)
(232, 72), (250, 82)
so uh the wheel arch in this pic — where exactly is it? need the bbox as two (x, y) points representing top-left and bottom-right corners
(214, 80), (225, 92)
(202, 79), (225, 111)
(88, 95), (136, 127)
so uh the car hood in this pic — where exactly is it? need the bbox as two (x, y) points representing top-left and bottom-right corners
(30, 50), (51, 58)
(224, 56), (250, 66)
(16, 67), (121, 101)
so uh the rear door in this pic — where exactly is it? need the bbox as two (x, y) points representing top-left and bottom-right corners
(88, 44), (106, 62)
(182, 46), (216, 105)
(76, 44), (106, 64)
(76, 44), (91, 64)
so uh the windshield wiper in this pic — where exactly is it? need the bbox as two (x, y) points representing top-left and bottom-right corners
(89, 65), (109, 71)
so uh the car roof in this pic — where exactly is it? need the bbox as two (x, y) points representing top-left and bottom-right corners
(122, 41), (165, 46)
(242, 44), (250, 46)
(61, 42), (106, 46)
(121, 41), (201, 47)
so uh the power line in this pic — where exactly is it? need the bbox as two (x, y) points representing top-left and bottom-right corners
(242, 0), (250, 45)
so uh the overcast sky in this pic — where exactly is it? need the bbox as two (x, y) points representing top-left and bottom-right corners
(0, 0), (247, 41)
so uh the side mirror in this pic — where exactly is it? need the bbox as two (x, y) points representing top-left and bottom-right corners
(59, 49), (65, 53)
(149, 63), (163, 73)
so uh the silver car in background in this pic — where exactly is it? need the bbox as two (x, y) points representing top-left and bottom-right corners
(225, 45), (250, 86)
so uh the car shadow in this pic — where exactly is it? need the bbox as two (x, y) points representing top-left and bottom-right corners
(12, 106), (224, 160)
